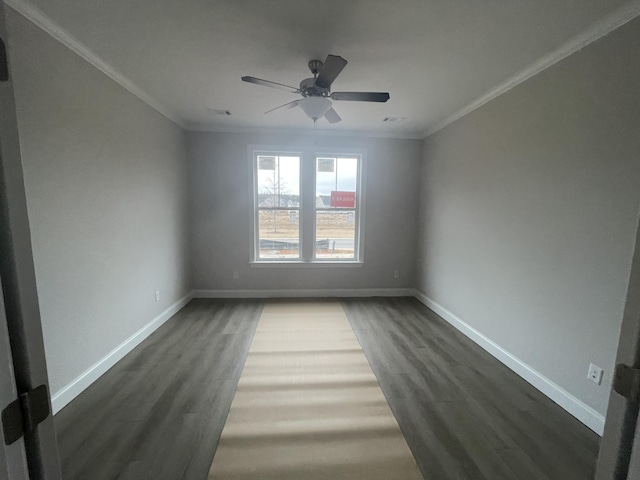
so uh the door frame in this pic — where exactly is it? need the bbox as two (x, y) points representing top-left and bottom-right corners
(0, 278), (29, 480)
(0, 1), (62, 478)
(596, 210), (640, 479)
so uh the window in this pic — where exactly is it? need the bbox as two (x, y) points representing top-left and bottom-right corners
(252, 148), (364, 263)
(255, 154), (301, 259)
(315, 156), (359, 259)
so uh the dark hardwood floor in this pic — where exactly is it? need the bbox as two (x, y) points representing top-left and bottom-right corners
(341, 298), (599, 480)
(54, 297), (600, 479)
(54, 299), (263, 480)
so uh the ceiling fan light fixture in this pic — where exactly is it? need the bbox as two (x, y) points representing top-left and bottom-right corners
(299, 96), (332, 121)
(242, 55), (389, 124)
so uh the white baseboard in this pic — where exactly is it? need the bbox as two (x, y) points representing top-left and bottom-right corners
(412, 290), (605, 435)
(193, 288), (414, 298)
(51, 292), (194, 414)
(52, 287), (604, 435)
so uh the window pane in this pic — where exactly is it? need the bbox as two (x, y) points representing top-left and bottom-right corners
(315, 210), (356, 259)
(256, 154), (300, 260)
(258, 209), (300, 259)
(336, 157), (357, 192)
(257, 155), (300, 208)
(316, 157), (357, 208)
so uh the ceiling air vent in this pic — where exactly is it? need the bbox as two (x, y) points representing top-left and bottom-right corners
(383, 116), (406, 123)
(208, 108), (232, 116)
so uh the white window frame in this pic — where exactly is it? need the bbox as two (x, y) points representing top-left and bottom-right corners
(251, 150), (303, 263)
(249, 145), (366, 266)
(312, 152), (363, 262)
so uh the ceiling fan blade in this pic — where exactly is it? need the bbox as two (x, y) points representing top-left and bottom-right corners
(242, 76), (300, 93)
(330, 92), (390, 102)
(324, 108), (341, 124)
(264, 99), (300, 114)
(314, 55), (348, 89)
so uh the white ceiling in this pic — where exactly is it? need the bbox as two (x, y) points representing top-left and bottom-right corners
(10, 0), (638, 137)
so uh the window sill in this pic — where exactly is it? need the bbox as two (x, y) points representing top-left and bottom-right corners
(249, 261), (364, 268)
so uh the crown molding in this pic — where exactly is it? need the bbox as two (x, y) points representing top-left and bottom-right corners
(422, 0), (640, 138)
(185, 123), (425, 140)
(6, 0), (186, 128)
(8, 0), (638, 139)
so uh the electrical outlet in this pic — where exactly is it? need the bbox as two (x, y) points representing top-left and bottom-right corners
(587, 363), (603, 385)
(393, 270), (399, 279)
(155, 290), (160, 303)
(233, 269), (239, 280)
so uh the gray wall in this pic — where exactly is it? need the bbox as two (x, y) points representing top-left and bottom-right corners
(416, 17), (640, 416)
(188, 131), (422, 292)
(7, 10), (191, 395)
(7, 0), (637, 428)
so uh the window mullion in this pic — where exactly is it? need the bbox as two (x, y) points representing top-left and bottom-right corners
(300, 149), (315, 261)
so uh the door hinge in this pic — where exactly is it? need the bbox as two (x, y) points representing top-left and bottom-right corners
(2, 384), (50, 445)
(613, 364), (640, 403)
(0, 38), (8, 82)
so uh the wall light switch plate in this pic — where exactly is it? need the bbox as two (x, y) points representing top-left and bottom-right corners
(155, 290), (160, 302)
(587, 363), (603, 385)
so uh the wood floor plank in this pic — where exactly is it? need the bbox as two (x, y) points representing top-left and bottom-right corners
(341, 297), (600, 480)
(208, 301), (422, 480)
(54, 299), (262, 480)
(54, 297), (600, 480)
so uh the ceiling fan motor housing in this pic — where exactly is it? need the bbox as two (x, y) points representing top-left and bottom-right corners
(300, 59), (330, 97)
(300, 78), (329, 97)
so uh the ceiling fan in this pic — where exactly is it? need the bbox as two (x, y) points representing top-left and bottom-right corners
(241, 55), (390, 124)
